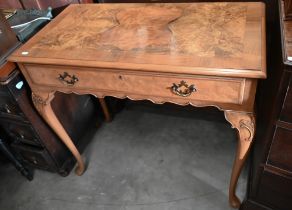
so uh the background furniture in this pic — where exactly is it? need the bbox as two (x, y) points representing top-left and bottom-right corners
(0, 0), (94, 10)
(0, 12), (20, 66)
(241, 1), (292, 209)
(0, 131), (33, 180)
(284, 0), (292, 19)
(6, 7), (53, 42)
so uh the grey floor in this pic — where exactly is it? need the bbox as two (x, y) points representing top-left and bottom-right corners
(0, 103), (248, 210)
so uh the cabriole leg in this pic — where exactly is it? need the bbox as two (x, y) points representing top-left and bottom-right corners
(224, 111), (255, 209)
(32, 91), (85, 175)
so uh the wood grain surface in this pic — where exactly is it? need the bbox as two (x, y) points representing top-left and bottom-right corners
(9, 2), (266, 78)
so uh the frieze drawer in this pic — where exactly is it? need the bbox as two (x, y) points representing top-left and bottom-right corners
(23, 64), (252, 105)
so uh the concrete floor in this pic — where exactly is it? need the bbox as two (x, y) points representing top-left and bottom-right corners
(0, 102), (248, 210)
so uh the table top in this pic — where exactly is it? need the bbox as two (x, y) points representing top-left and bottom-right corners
(9, 2), (266, 78)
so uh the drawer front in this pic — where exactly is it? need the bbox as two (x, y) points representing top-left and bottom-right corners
(25, 65), (246, 105)
(0, 72), (26, 119)
(0, 95), (24, 117)
(0, 120), (41, 146)
(257, 169), (292, 210)
(11, 143), (56, 171)
(0, 85), (9, 96)
(267, 126), (292, 172)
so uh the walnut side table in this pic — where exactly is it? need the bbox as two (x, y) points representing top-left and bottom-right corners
(9, 3), (266, 208)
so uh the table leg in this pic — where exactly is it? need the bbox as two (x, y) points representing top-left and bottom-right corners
(224, 111), (255, 209)
(98, 98), (111, 122)
(31, 91), (85, 175)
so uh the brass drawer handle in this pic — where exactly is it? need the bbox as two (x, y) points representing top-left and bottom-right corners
(58, 72), (79, 86)
(170, 80), (196, 97)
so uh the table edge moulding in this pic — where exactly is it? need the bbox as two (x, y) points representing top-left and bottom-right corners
(8, 2), (266, 209)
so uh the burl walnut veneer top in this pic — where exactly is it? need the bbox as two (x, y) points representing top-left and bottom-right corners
(9, 3), (266, 78)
